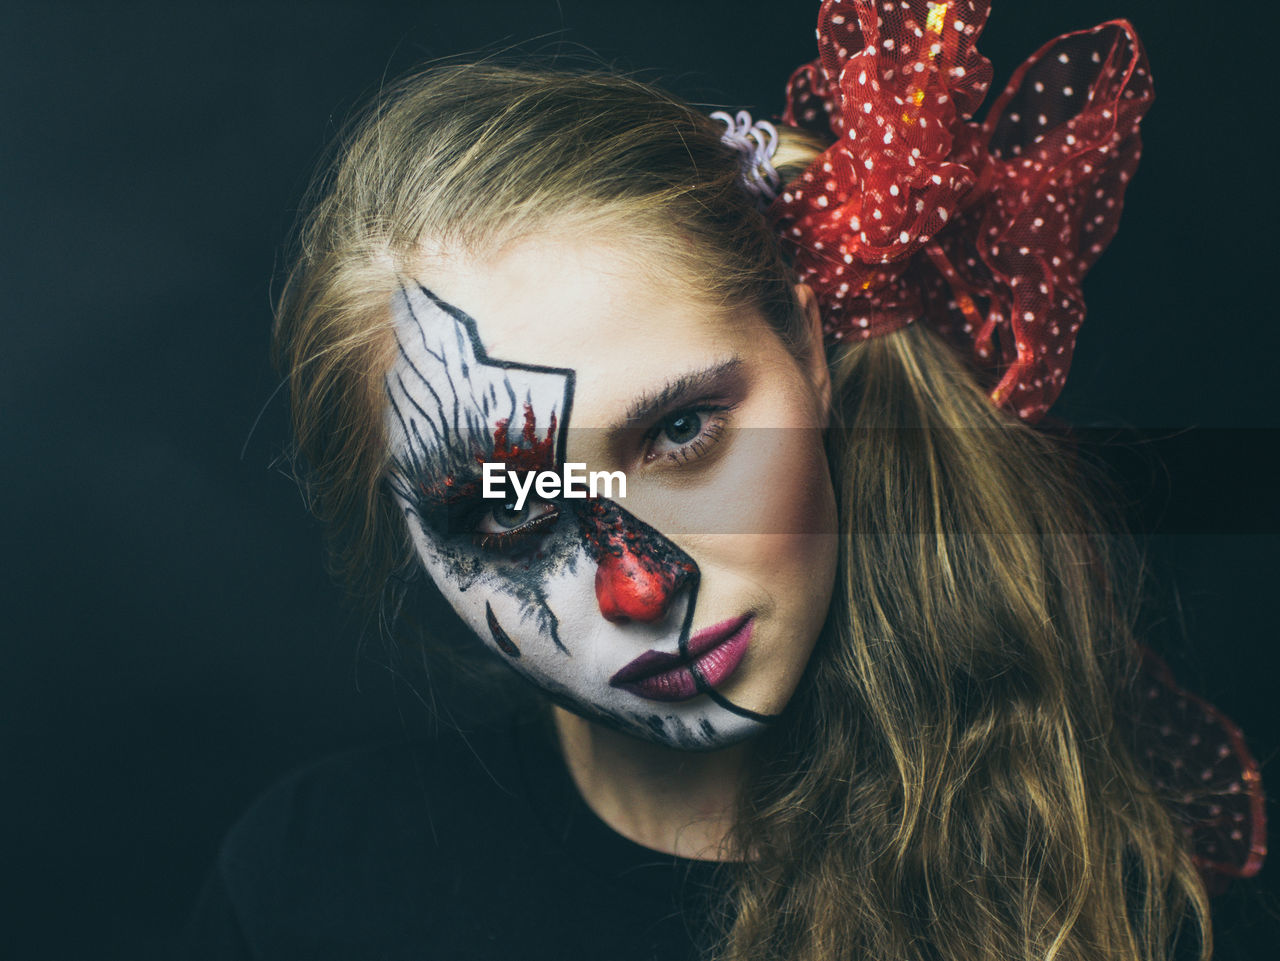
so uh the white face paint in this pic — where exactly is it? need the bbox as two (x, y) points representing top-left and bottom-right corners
(384, 237), (838, 750)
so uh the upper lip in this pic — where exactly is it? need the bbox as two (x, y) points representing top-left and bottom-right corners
(609, 614), (753, 685)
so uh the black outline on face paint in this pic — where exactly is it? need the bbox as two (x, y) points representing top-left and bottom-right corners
(386, 281), (776, 742)
(575, 497), (774, 726)
(485, 601), (520, 657)
(687, 635), (774, 724)
(410, 285), (576, 469)
(386, 283), (577, 653)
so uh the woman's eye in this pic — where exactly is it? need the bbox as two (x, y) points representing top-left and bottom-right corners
(647, 407), (731, 464)
(473, 499), (559, 555)
(488, 500), (534, 530)
(661, 412), (703, 445)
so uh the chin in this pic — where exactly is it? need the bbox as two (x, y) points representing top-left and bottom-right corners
(545, 683), (771, 751)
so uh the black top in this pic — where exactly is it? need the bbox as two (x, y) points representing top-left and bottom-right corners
(183, 706), (1218, 961)
(182, 711), (727, 961)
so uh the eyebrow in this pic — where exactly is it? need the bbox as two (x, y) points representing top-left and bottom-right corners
(612, 358), (745, 431)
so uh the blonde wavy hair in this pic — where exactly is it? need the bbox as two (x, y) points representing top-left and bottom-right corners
(274, 63), (1210, 961)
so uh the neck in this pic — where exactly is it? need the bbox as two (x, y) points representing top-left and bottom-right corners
(551, 706), (749, 861)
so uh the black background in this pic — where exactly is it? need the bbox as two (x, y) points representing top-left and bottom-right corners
(3, 1), (1276, 958)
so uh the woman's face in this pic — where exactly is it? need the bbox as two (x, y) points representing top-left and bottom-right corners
(385, 233), (838, 750)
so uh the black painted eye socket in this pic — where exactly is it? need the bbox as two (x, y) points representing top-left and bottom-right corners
(661, 412), (702, 445)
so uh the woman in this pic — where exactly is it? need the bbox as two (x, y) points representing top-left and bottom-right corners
(187, 2), (1265, 958)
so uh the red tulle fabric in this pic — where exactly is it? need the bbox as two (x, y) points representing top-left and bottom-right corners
(773, 0), (1152, 423)
(773, 0), (1265, 890)
(1134, 647), (1267, 891)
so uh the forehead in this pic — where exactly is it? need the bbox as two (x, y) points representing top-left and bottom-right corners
(410, 235), (760, 425)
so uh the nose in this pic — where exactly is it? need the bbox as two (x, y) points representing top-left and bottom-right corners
(595, 549), (681, 623)
(579, 498), (697, 625)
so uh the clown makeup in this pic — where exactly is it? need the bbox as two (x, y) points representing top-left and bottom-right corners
(385, 237), (838, 750)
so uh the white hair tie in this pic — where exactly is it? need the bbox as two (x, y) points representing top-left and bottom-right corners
(711, 109), (782, 208)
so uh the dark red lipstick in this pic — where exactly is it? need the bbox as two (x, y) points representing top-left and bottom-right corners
(609, 615), (754, 702)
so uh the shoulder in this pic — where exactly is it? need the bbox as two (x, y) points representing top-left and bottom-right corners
(188, 712), (725, 961)
(222, 721), (526, 856)
(205, 719), (548, 958)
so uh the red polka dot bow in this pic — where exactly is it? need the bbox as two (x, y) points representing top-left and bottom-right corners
(772, 0), (1154, 423)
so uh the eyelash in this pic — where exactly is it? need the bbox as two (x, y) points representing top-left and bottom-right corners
(425, 487), (558, 559)
(472, 503), (560, 556)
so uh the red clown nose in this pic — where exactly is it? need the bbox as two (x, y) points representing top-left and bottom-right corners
(578, 499), (696, 625)
(595, 550), (677, 623)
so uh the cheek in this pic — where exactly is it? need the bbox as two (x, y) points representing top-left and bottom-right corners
(682, 428), (836, 713)
(631, 420), (836, 635)
(666, 424), (836, 546)
(730, 428), (837, 588)
(667, 425), (838, 687)
(404, 525), (490, 628)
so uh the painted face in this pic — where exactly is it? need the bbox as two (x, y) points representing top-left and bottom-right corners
(385, 237), (838, 750)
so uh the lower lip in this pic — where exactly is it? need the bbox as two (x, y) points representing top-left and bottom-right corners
(612, 618), (754, 703)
